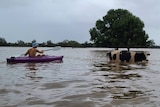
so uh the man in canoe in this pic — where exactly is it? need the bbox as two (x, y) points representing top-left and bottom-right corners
(24, 42), (44, 57)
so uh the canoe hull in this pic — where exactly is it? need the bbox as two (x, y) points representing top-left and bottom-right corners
(7, 55), (63, 63)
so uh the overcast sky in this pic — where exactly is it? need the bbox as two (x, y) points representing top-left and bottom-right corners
(0, 0), (159, 44)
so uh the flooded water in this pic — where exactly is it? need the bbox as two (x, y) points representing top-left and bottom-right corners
(0, 47), (160, 107)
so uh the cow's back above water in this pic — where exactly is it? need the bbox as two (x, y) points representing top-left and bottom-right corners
(107, 50), (149, 63)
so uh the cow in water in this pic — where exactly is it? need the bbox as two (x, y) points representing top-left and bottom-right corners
(107, 50), (150, 63)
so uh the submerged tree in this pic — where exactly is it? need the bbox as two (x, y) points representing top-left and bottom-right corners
(89, 9), (154, 47)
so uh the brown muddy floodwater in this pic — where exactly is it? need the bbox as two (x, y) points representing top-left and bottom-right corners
(0, 47), (160, 107)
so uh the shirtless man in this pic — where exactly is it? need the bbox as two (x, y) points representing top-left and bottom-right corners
(25, 42), (44, 57)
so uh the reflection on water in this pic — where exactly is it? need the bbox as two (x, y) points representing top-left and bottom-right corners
(25, 63), (44, 80)
(1, 48), (160, 107)
(91, 57), (157, 106)
(26, 63), (38, 70)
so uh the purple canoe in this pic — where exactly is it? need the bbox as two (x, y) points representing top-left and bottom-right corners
(7, 55), (63, 63)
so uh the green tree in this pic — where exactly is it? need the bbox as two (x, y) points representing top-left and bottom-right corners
(81, 41), (93, 47)
(0, 37), (7, 46)
(89, 9), (154, 48)
(16, 40), (25, 46)
(31, 40), (36, 43)
(147, 39), (155, 46)
(46, 40), (55, 47)
(57, 40), (81, 47)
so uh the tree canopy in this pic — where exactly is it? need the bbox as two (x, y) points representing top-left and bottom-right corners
(0, 37), (7, 46)
(89, 9), (155, 48)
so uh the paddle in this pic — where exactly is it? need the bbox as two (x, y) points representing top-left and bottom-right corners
(43, 46), (61, 51)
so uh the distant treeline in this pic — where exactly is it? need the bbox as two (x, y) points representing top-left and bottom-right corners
(0, 37), (93, 47)
(0, 37), (160, 48)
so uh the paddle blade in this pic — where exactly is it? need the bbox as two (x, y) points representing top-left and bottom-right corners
(44, 46), (61, 51)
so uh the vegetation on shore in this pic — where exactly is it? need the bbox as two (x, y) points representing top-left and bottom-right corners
(0, 37), (159, 48)
(0, 37), (93, 47)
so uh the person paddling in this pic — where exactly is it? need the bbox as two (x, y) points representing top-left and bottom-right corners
(24, 42), (44, 57)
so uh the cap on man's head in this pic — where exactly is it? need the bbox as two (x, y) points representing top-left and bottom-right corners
(32, 42), (39, 47)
